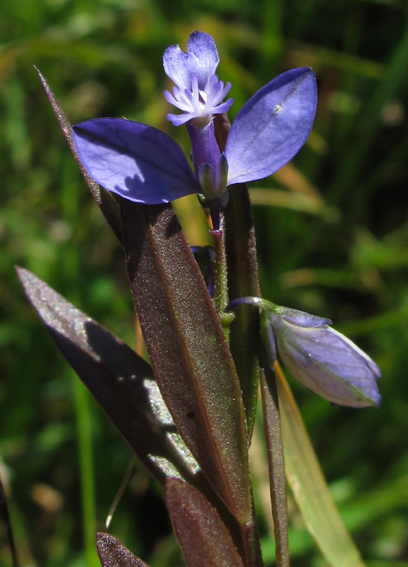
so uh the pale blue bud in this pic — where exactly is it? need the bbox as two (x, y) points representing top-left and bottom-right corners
(227, 297), (381, 408)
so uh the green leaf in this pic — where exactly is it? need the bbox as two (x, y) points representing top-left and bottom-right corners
(275, 363), (366, 567)
(119, 201), (251, 526)
(165, 478), (245, 567)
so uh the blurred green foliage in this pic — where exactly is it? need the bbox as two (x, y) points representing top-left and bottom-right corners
(1, 0), (408, 565)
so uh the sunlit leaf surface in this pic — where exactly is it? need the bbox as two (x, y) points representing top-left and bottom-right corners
(17, 267), (201, 486)
(119, 201), (251, 526)
(97, 533), (150, 567)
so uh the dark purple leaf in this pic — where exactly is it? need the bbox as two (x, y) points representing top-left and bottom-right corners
(36, 69), (123, 245)
(119, 201), (251, 526)
(16, 267), (201, 485)
(260, 366), (290, 567)
(214, 114), (262, 440)
(96, 533), (149, 567)
(215, 112), (284, 563)
(165, 478), (245, 567)
(224, 184), (262, 438)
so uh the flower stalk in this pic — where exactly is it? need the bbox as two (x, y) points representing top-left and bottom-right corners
(209, 213), (235, 341)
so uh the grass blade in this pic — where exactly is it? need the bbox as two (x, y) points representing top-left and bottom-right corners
(275, 363), (366, 567)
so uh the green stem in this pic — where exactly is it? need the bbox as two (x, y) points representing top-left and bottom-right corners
(214, 114), (262, 438)
(210, 212), (234, 341)
(72, 374), (99, 567)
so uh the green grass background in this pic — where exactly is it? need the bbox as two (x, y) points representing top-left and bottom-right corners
(1, 0), (408, 565)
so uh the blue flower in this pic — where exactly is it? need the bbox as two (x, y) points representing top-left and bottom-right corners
(227, 297), (381, 408)
(72, 31), (317, 220)
(163, 31), (233, 126)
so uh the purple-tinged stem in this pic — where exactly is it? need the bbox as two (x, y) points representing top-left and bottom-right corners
(240, 500), (265, 567)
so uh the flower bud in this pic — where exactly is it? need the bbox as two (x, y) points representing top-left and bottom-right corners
(227, 298), (381, 408)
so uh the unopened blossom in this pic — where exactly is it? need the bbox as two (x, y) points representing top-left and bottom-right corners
(72, 31), (318, 225)
(227, 297), (381, 408)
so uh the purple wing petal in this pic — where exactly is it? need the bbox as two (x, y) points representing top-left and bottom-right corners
(225, 68), (317, 185)
(163, 31), (219, 91)
(72, 118), (200, 204)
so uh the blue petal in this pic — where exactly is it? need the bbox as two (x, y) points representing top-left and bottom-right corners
(72, 118), (200, 204)
(187, 31), (219, 88)
(225, 68), (317, 185)
(163, 31), (219, 91)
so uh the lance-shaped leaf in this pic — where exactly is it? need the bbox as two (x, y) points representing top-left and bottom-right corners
(225, 68), (317, 185)
(224, 184), (261, 437)
(16, 267), (202, 486)
(119, 201), (251, 526)
(97, 533), (150, 567)
(226, 299), (288, 567)
(37, 69), (124, 245)
(165, 478), (245, 567)
(215, 114), (262, 439)
(260, 366), (289, 567)
(275, 363), (367, 567)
